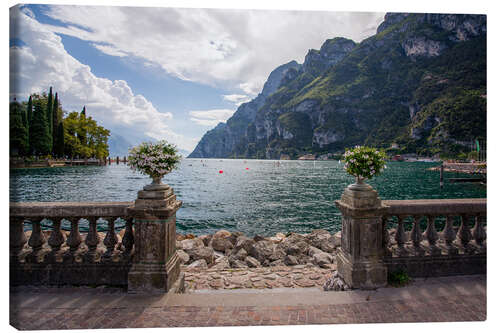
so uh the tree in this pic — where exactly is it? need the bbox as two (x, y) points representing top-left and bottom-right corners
(30, 99), (52, 155)
(77, 106), (87, 146)
(46, 86), (54, 138)
(52, 93), (64, 156)
(10, 100), (29, 156)
(26, 95), (33, 152)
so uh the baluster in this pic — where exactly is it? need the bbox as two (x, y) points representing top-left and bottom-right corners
(85, 217), (101, 262)
(442, 215), (458, 255)
(458, 214), (474, 254)
(26, 218), (47, 263)
(424, 215), (441, 256)
(472, 214), (486, 253)
(64, 217), (82, 262)
(382, 216), (392, 257)
(394, 215), (408, 256)
(10, 217), (27, 263)
(410, 215), (425, 256)
(47, 218), (65, 262)
(103, 218), (118, 260)
(121, 218), (135, 260)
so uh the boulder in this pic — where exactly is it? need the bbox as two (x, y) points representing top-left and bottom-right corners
(214, 229), (232, 239)
(306, 229), (334, 252)
(333, 231), (341, 247)
(212, 256), (230, 269)
(249, 240), (276, 263)
(210, 237), (233, 252)
(185, 246), (215, 265)
(187, 259), (207, 269)
(234, 236), (255, 253)
(180, 238), (204, 251)
(268, 248), (286, 262)
(245, 256), (261, 268)
(284, 255), (299, 266)
(228, 231), (244, 245)
(269, 259), (285, 267)
(275, 232), (286, 240)
(228, 256), (248, 268)
(177, 249), (190, 264)
(198, 234), (212, 246)
(253, 235), (265, 242)
(307, 246), (323, 257)
(282, 240), (309, 256)
(231, 248), (248, 261)
(313, 252), (333, 268)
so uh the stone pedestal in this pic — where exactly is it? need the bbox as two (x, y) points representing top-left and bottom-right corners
(335, 181), (388, 289)
(127, 182), (184, 294)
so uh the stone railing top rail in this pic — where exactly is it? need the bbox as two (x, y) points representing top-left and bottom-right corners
(10, 198), (486, 219)
(382, 198), (486, 216)
(10, 201), (133, 218)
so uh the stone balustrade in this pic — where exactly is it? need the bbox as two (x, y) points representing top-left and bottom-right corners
(10, 181), (185, 294)
(10, 202), (135, 287)
(381, 198), (486, 277)
(335, 179), (486, 289)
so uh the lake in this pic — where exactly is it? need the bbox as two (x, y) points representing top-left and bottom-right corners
(10, 159), (486, 236)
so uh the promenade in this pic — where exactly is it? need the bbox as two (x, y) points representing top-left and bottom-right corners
(10, 274), (485, 329)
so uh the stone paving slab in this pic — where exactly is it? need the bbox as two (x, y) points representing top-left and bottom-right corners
(183, 264), (336, 291)
(10, 275), (485, 329)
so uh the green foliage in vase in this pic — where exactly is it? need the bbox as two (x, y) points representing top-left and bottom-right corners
(342, 146), (387, 179)
(128, 140), (181, 178)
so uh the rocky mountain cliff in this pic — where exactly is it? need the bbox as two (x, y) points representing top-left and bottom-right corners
(189, 13), (486, 159)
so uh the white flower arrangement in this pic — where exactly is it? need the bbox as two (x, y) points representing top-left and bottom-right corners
(128, 140), (181, 179)
(343, 146), (387, 180)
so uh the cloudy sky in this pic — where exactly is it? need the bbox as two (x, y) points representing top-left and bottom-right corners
(9, 4), (385, 153)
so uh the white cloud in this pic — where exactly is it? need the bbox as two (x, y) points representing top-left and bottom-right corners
(223, 94), (251, 106)
(40, 6), (385, 96)
(9, 6), (197, 152)
(189, 109), (235, 127)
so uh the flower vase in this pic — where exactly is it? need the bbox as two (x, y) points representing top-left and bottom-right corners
(348, 175), (372, 191)
(151, 175), (163, 185)
(143, 174), (169, 191)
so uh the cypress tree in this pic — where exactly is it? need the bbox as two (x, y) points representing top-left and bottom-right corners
(47, 86), (53, 138)
(26, 95), (33, 151)
(77, 106), (87, 146)
(52, 93), (60, 155)
(55, 121), (65, 157)
(31, 99), (52, 155)
(10, 100), (29, 156)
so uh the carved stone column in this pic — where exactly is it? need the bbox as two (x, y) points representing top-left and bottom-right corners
(127, 181), (183, 294)
(335, 181), (388, 289)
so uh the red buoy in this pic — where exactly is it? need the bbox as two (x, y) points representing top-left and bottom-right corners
(219, 170), (223, 174)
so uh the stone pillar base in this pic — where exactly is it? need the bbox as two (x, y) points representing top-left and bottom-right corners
(128, 252), (181, 294)
(337, 248), (387, 290)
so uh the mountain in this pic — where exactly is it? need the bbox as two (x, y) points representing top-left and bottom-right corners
(189, 13), (486, 159)
(108, 133), (133, 157)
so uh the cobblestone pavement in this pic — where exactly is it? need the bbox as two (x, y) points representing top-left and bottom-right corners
(183, 264), (336, 291)
(10, 275), (486, 329)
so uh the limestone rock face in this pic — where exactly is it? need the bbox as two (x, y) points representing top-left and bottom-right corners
(188, 12), (485, 159)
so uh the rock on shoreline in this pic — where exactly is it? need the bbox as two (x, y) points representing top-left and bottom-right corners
(176, 229), (342, 269)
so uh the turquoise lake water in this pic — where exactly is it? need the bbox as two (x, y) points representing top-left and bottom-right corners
(10, 159), (486, 236)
